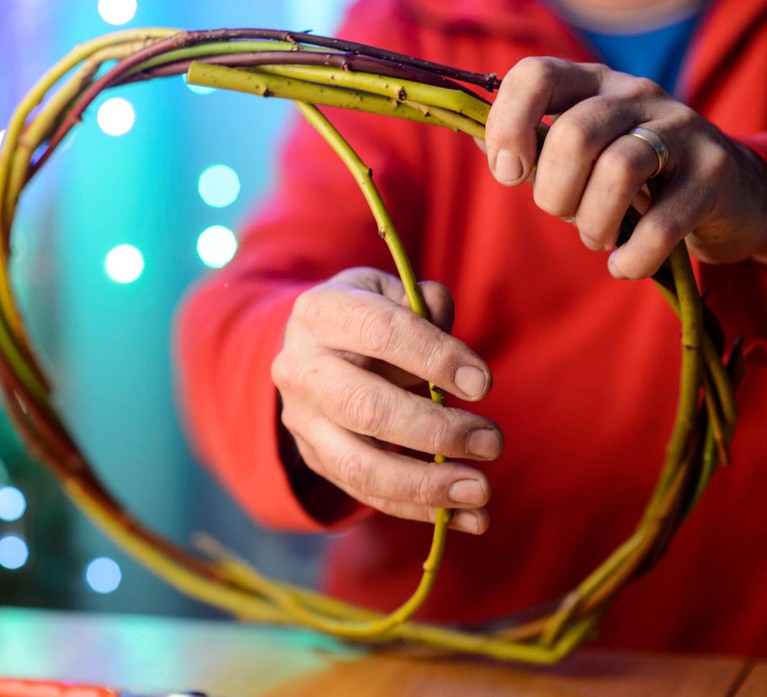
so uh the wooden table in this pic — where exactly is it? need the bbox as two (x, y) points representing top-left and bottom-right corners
(0, 607), (762, 696)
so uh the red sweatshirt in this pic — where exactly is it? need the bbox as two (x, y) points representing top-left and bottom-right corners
(175, 0), (767, 656)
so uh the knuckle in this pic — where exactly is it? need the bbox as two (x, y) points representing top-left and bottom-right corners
(412, 470), (440, 507)
(342, 382), (389, 435)
(279, 412), (303, 442)
(673, 105), (700, 132)
(551, 117), (595, 156)
(355, 304), (396, 356)
(587, 62), (611, 81)
(391, 310), (457, 383)
(600, 144), (647, 183)
(290, 287), (320, 327)
(425, 417), (457, 457)
(270, 351), (310, 393)
(700, 141), (730, 180)
(270, 351), (292, 389)
(515, 55), (558, 85)
(649, 216), (684, 247)
(418, 335), (449, 377)
(624, 75), (666, 101)
(336, 450), (373, 494)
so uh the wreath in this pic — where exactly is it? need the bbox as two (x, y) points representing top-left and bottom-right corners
(0, 28), (739, 663)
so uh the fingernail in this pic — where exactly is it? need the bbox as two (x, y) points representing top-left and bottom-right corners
(608, 250), (627, 279)
(452, 510), (480, 534)
(454, 365), (486, 399)
(467, 428), (500, 459)
(449, 479), (486, 505)
(580, 232), (606, 252)
(494, 149), (523, 184)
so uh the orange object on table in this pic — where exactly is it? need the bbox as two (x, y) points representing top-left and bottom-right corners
(0, 679), (117, 697)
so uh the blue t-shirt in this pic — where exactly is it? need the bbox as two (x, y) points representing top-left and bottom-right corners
(576, 11), (703, 94)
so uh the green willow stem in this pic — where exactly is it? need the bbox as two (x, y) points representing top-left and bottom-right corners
(646, 243), (704, 510)
(186, 62), (486, 139)
(255, 63), (490, 123)
(653, 279), (737, 462)
(287, 100), (450, 637)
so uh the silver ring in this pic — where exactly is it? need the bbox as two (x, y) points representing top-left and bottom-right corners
(628, 126), (669, 178)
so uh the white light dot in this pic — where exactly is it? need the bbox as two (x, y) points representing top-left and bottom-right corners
(105, 244), (144, 283)
(97, 97), (135, 137)
(197, 225), (237, 268)
(0, 129), (6, 147)
(198, 165), (241, 208)
(98, 0), (137, 26)
(0, 487), (26, 522)
(183, 74), (215, 96)
(0, 536), (29, 570)
(85, 557), (122, 594)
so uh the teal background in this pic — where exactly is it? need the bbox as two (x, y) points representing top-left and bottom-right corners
(0, 0), (352, 616)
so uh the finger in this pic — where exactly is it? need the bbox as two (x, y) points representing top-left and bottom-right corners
(533, 95), (650, 221)
(485, 58), (607, 184)
(364, 496), (490, 535)
(281, 352), (502, 460)
(412, 280), (455, 334)
(574, 127), (671, 251)
(295, 431), (488, 534)
(291, 284), (491, 401)
(607, 174), (712, 279)
(298, 416), (492, 511)
(379, 280), (455, 389)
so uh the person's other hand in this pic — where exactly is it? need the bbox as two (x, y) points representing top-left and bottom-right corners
(271, 267), (502, 533)
(482, 57), (767, 278)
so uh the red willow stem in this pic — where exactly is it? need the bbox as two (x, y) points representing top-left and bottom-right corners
(185, 28), (502, 90)
(120, 50), (487, 97)
(32, 29), (498, 177)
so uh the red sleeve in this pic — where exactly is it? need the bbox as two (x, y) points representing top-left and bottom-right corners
(735, 132), (767, 169)
(173, 1), (429, 531)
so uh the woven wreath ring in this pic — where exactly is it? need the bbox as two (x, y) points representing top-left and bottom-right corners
(0, 28), (739, 663)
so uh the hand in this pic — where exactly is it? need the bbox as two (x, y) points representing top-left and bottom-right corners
(482, 57), (767, 278)
(271, 267), (503, 533)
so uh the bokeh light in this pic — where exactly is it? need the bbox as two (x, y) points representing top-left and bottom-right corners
(0, 129), (5, 147)
(105, 244), (145, 283)
(97, 0), (138, 26)
(85, 557), (122, 594)
(198, 164), (241, 208)
(183, 74), (216, 96)
(197, 225), (238, 268)
(0, 536), (29, 570)
(0, 486), (27, 522)
(97, 97), (136, 137)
